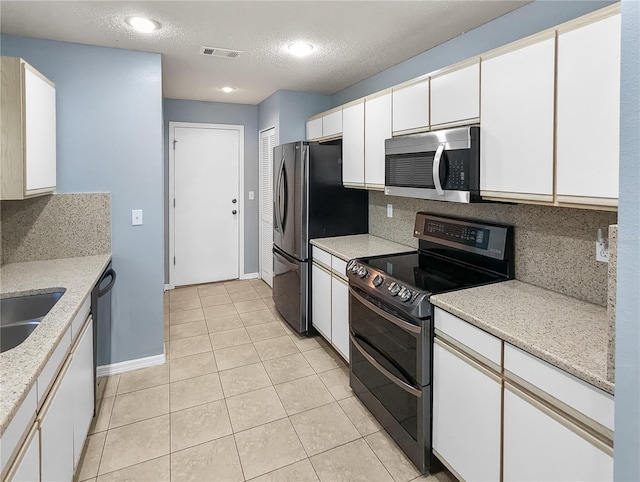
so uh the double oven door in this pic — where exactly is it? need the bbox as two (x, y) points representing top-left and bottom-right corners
(349, 286), (432, 473)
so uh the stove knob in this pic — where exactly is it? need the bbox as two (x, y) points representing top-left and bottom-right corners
(357, 266), (368, 278)
(388, 282), (400, 295)
(347, 260), (357, 272)
(399, 289), (412, 302)
(350, 262), (360, 273)
(372, 275), (384, 287)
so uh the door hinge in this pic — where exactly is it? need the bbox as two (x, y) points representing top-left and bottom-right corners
(173, 139), (178, 149)
(173, 198), (175, 208)
(173, 256), (176, 265)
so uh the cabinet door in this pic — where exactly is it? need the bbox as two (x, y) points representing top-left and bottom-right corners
(431, 62), (480, 127)
(40, 357), (74, 482)
(322, 110), (342, 138)
(556, 14), (620, 203)
(504, 386), (613, 482)
(330, 276), (349, 362)
(24, 63), (56, 193)
(311, 263), (332, 341)
(364, 93), (392, 188)
(433, 339), (501, 482)
(7, 424), (39, 482)
(306, 118), (323, 141)
(342, 102), (365, 187)
(71, 318), (95, 469)
(392, 80), (429, 133)
(480, 37), (555, 200)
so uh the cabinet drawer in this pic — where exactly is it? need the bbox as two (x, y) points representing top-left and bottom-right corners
(434, 308), (501, 366)
(504, 344), (614, 431)
(71, 295), (91, 343)
(331, 256), (348, 279)
(312, 246), (332, 269)
(0, 385), (36, 476)
(37, 326), (71, 406)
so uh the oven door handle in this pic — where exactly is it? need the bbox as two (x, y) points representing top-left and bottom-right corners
(349, 287), (421, 335)
(433, 143), (445, 196)
(350, 334), (422, 398)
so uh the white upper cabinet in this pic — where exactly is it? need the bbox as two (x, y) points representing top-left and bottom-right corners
(430, 62), (480, 127)
(306, 117), (323, 141)
(392, 79), (429, 133)
(1, 56), (56, 200)
(322, 109), (343, 139)
(556, 13), (621, 206)
(342, 101), (365, 187)
(480, 36), (556, 201)
(364, 92), (392, 188)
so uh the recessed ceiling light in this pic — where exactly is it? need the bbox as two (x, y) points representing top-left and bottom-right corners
(125, 16), (161, 33)
(220, 86), (237, 93)
(287, 41), (314, 57)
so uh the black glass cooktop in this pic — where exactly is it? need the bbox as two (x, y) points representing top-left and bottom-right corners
(361, 251), (504, 295)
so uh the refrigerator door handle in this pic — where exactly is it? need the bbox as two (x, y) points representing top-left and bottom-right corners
(281, 163), (288, 232)
(275, 156), (285, 231)
(273, 247), (299, 271)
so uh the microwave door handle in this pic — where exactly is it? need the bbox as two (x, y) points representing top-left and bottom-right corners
(433, 143), (445, 196)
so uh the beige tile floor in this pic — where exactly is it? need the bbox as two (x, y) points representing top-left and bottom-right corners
(76, 279), (454, 482)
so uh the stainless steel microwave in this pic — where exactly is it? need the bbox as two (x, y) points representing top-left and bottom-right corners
(384, 125), (480, 203)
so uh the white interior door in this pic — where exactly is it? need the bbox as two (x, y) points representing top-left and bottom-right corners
(259, 128), (275, 287)
(173, 125), (240, 286)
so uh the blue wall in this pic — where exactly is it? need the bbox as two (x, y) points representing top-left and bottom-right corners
(0, 35), (165, 365)
(614, 1), (640, 479)
(331, 0), (615, 106)
(162, 99), (259, 279)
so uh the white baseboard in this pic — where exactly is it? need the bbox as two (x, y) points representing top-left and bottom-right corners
(164, 284), (173, 291)
(97, 352), (166, 377)
(240, 272), (260, 280)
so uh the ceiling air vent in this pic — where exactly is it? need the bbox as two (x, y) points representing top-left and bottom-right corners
(199, 46), (243, 59)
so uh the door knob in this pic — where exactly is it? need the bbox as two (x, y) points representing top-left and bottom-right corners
(232, 199), (237, 204)
(232, 210), (237, 215)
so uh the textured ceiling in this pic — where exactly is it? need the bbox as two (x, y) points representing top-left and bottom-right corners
(0, 1), (529, 104)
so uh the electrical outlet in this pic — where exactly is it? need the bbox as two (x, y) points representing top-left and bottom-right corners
(387, 204), (393, 218)
(596, 240), (609, 263)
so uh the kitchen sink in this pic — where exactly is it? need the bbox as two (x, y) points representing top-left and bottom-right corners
(0, 290), (65, 353)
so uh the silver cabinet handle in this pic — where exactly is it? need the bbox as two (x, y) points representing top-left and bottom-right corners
(433, 143), (445, 196)
(350, 334), (422, 397)
(349, 287), (421, 335)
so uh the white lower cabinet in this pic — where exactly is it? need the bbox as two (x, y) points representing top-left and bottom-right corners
(433, 339), (501, 481)
(311, 263), (332, 340)
(6, 424), (39, 482)
(503, 385), (613, 482)
(330, 276), (349, 361)
(71, 318), (95, 469)
(39, 357), (74, 482)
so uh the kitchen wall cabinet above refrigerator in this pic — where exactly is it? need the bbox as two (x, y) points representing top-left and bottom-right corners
(1, 56), (56, 200)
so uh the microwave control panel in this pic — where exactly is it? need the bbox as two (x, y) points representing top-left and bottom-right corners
(444, 150), (470, 190)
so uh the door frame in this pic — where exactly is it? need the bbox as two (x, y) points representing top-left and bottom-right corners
(258, 126), (276, 286)
(168, 121), (245, 289)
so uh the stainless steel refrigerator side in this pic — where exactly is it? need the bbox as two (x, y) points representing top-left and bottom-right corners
(300, 143), (310, 261)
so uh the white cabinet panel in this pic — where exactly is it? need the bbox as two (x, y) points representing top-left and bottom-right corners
(7, 424), (39, 482)
(331, 277), (349, 361)
(311, 263), (332, 340)
(556, 14), (620, 201)
(306, 118), (322, 141)
(364, 93), (392, 187)
(312, 246), (332, 268)
(480, 37), (555, 198)
(0, 385), (36, 474)
(40, 358), (74, 482)
(504, 386), (613, 482)
(322, 110), (342, 138)
(342, 102), (365, 186)
(433, 340), (501, 482)
(24, 65), (56, 192)
(392, 80), (429, 133)
(431, 62), (480, 126)
(71, 318), (94, 469)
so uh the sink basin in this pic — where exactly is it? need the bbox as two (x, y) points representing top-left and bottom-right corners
(0, 290), (65, 353)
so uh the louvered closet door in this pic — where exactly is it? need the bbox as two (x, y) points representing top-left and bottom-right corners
(260, 128), (276, 286)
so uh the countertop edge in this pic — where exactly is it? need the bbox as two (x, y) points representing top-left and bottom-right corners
(430, 296), (614, 395)
(310, 235), (415, 262)
(0, 255), (112, 436)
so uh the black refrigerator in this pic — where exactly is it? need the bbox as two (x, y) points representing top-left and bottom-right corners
(272, 140), (368, 334)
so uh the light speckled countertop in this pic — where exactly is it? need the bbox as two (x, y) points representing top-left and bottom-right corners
(431, 280), (612, 394)
(310, 234), (414, 261)
(0, 255), (112, 435)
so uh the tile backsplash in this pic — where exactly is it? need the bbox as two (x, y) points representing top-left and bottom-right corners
(369, 191), (617, 306)
(1, 193), (111, 264)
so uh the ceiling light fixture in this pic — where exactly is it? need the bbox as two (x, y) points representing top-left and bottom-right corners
(220, 86), (237, 93)
(287, 41), (314, 57)
(125, 16), (161, 33)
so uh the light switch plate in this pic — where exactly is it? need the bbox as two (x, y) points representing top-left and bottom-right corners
(248, 191), (255, 200)
(132, 209), (143, 226)
(387, 204), (393, 218)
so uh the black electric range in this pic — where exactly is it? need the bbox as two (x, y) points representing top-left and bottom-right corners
(347, 213), (514, 474)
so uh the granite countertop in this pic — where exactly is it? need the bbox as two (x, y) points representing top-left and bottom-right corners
(0, 255), (112, 436)
(310, 234), (414, 261)
(431, 279), (612, 394)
